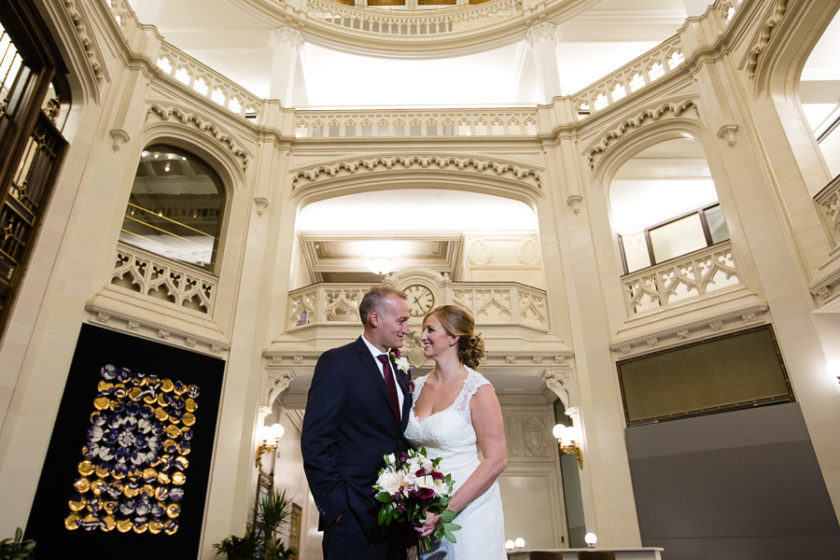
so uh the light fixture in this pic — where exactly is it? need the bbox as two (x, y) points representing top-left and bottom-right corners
(514, 537), (525, 549)
(368, 256), (393, 275)
(829, 359), (840, 385)
(255, 422), (284, 468)
(552, 423), (583, 468)
(504, 540), (515, 550)
(584, 532), (598, 548)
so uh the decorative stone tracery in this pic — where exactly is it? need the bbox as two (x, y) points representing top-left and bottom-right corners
(290, 154), (543, 192)
(586, 99), (700, 169)
(146, 103), (251, 171)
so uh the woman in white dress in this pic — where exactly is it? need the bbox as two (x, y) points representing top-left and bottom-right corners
(404, 304), (507, 559)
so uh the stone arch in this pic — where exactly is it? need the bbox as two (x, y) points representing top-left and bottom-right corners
(590, 114), (706, 192)
(139, 117), (249, 192)
(289, 154), (544, 210)
(751, 0), (838, 99)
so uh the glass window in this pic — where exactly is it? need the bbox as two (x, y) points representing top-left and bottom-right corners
(649, 213), (706, 263)
(704, 204), (729, 244)
(120, 145), (224, 271)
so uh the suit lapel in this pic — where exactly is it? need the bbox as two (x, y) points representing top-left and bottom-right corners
(353, 337), (400, 423)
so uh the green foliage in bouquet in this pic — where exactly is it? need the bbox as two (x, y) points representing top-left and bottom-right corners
(374, 447), (462, 551)
(0, 528), (36, 560)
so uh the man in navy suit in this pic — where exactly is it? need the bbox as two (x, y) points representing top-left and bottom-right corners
(301, 285), (413, 560)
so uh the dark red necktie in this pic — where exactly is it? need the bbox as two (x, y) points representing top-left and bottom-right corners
(377, 354), (400, 423)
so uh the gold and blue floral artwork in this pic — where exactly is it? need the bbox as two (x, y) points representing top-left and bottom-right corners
(64, 364), (199, 535)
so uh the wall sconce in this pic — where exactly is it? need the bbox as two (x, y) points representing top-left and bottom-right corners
(552, 423), (583, 468)
(584, 532), (598, 548)
(255, 423), (284, 468)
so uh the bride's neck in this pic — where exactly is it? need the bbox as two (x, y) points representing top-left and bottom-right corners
(432, 354), (465, 382)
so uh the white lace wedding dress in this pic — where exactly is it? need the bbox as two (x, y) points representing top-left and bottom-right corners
(404, 367), (506, 560)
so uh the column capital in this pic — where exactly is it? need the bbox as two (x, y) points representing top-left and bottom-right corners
(525, 22), (561, 48)
(269, 26), (304, 51)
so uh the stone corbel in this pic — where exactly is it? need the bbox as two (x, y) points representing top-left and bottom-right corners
(717, 124), (739, 147)
(264, 368), (295, 409)
(254, 197), (269, 216)
(109, 129), (130, 152)
(542, 369), (573, 409)
(567, 194), (583, 214)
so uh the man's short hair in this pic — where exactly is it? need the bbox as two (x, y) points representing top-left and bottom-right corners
(359, 286), (406, 326)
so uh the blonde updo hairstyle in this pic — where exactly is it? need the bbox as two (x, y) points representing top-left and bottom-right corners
(424, 304), (486, 368)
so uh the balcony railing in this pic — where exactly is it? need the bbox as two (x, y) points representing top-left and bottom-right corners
(814, 174), (840, 247)
(622, 241), (740, 316)
(294, 109), (538, 139)
(287, 282), (548, 331)
(111, 242), (218, 315)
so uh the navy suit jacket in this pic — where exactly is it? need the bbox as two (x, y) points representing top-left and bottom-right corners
(301, 336), (412, 534)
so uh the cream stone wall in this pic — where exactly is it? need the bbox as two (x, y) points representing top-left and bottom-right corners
(1, 1), (839, 558)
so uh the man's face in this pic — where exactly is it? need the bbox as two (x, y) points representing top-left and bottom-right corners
(370, 294), (411, 351)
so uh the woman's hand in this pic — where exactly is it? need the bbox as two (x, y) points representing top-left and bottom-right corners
(416, 511), (440, 538)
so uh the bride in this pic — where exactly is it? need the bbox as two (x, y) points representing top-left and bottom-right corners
(404, 304), (507, 559)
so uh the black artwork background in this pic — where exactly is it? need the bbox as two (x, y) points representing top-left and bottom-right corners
(25, 323), (224, 559)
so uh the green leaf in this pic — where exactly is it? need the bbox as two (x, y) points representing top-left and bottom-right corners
(378, 508), (387, 526)
(439, 509), (457, 523)
(374, 491), (392, 503)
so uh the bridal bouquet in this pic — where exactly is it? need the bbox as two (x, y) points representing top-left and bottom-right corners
(373, 447), (461, 550)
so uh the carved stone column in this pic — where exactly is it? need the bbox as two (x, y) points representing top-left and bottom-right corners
(268, 27), (304, 106)
(525, 23), (562, 103)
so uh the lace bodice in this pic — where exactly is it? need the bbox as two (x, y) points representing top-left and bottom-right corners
(404, 367), (505, 559)
(405, 368), (489, 481)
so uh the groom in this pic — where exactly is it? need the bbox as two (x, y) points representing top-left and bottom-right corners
(301, 285), (413, 560)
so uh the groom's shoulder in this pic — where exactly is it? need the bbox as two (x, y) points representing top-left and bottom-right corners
(321, 337), (363, 359)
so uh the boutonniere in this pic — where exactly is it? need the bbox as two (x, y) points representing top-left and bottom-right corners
(389, 349), (410, 374)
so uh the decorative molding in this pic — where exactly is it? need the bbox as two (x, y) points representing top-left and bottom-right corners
(567, 194), (583, 214)
(745, 0), (790, 79)
(268, 26), (305, 50)
(809, 263), (840, 307)
(146, 103), (250, 170)
(610, 303), (770, 357)
(542, 369), (574, 409)
(290, 155), (542, 192)
(254, 197), (270, 216)
(623, 242), (740, 316)
(525, 22), (561, 47)
(85, 306), (229, 357)
(264, 368), (296, 408)
(716, 124), (739, 147)
(109, 128), (130, 152)
(62, 0), (106, 82)
(111, 242), (218, 316)
(586, 99), (699, 168)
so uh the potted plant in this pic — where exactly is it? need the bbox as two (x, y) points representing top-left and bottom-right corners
(213, 489), (296, 560)
(0, 528), (35, 560)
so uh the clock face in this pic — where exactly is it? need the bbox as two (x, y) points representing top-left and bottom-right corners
(405, 284), (435, 317)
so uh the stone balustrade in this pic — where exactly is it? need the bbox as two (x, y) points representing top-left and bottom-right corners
(569, 35), (685, 120)
(111, 242), (218, 316)
(287, 282), (549, 331)
(155, 42), (263, 122)
(281, 0), (526, 37)
(104, 0), (745, 131)
(622, 241), (741, 316)
(294, 109), (538, 138)
(814, 174), (840, 247)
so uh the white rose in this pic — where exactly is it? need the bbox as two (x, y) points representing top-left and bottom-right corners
(377, 470), (405, 495)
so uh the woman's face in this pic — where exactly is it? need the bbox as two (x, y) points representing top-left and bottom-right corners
(419, 314), (458, 359)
